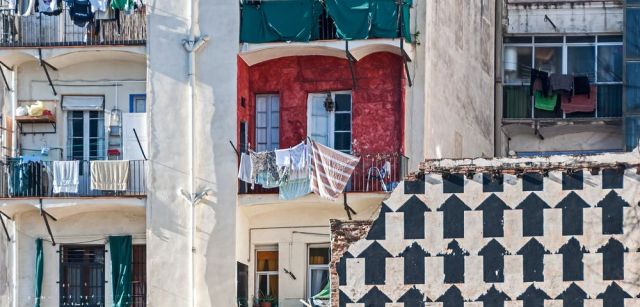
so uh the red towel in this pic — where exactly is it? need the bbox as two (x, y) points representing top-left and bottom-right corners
(562, 86), (597, 114)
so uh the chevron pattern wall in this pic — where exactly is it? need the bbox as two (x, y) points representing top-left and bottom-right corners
(332, 169), (640, 307)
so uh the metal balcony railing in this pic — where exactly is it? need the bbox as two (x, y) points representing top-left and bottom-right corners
(0, 3), (146, 47)
(239, 152), (408, 195)
(0, 159), (146, 198)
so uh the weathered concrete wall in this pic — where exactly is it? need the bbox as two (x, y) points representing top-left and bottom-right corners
(332, 150), (640, 306)
(237, 53), (405, 154)
(505, 1), (623, 34)
(15, 209), (145, 307)
(146, 0), (239, 306)
(423, 0), (496, 159)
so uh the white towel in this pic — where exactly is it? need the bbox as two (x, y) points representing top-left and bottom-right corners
(275, 142), (310, 180)
(238, 153), (253, 184)
(90, 160), (130, 191)
(52, 161), (79, 194)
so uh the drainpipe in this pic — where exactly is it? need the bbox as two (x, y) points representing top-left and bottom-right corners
(10, 67), (17, 157)
(11, 215), (17, 307)
(493, 0), (504, 157)
(180, 0), (210, 306)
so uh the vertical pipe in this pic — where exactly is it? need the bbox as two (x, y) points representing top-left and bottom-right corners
(10, 67), (17, 157)
(11, 214), (17, 307)
(493, 0), (503, 157)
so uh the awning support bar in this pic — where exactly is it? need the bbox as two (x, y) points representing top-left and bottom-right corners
(39, 199), (57, 246)
(0, 64), (10, 92)
(38, 49), (58, 96)
(0, 211), (11, 241)
(345, 41), (358, 90)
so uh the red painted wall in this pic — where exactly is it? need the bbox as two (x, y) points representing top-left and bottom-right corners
(237, 52), (404, 154)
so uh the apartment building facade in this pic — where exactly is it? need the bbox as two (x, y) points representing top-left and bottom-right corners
(0, 0), (497, 307)
(495, 0), (640, 156)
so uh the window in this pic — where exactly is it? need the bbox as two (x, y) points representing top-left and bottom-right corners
(255, 249), (278, 301)
(307, 246), (330, 300)
(503, 35), (623, 119)
(59, 245), (105, 307)
(307, 92), (352, 153)
(256, 95), (280, 152)
(130, 95), (147, 113)
(67, 111), (106, 161)
(132, 245), (146, 307)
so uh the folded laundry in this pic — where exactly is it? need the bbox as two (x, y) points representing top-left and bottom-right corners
(52, 160), (79, 194)
(562, 86), (597, 114)
(90, 160), (129, 191)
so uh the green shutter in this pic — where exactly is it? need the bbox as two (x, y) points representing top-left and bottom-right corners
(110, 236), (133, 307)
(34, 239), (43, 307)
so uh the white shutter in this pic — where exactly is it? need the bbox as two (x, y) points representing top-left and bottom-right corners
(122, 113), (147, 160)
(307, 95), (331, 146)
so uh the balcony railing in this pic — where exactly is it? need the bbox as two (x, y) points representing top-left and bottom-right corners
(0, 4), (146, 47)
(0, 160), (146, 198)
(239, 152), (408, 195)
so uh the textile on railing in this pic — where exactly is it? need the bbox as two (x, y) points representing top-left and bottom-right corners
(240, 0), (322, 43)
(34, 238), (43, 307)
(52, 160), (79, 194)
(275, 142), (311, 200)
(310, 141), (360, 201)
(325, 0), (412, 41)
(109, 235), (132, 307)
(90, 160), (129, 191)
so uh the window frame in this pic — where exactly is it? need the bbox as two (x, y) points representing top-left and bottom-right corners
(306, 91), (353, 152)
(66, 110), (106, 161)
(306, 244), (330, 301)
(132, 244), (146, 307)
(59, 244), (106, 307)
(254, 246), (279, 300)
(502, 35), (623, 120)
(255, 94), (280, 152)
(129, 94), (147, 113)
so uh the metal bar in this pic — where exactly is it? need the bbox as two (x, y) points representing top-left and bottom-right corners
(345, 41), (358, 89)
(133, 129), (148, 160)
(0, 65), (10, 91)
(38, 49), (58, 96)
(400, 36), (413, 87)
(40, 199), (56, 246)
(0, 213), (10, 241)
(0, 61), (13, 71)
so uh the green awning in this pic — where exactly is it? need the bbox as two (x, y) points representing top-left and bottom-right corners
(110, 236), (133, 307)
(325, 0), (413, 41)
(34, 238), (43, 307)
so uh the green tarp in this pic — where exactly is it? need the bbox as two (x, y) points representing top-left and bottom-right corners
(312, 281), (330, 300)
(326, 0), (412, 41)
(34, 239), (43, 307)
(240, 0), (322, 43)
(110, 235), (132, 307)
(240, 0), (412, 43)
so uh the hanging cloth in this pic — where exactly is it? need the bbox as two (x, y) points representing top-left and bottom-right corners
(52, 160), (80, 194)
(69, 0), (95, 27)
(549, 73), (574, 93)
(34, 238), (44, 307)
(110, 0), (135, 13)
(573, 76), (591, 96)
(309, 141), (360, 201)
(37, 0), (58, 13)
(90, 160), (130, 191)
(250, 151), (280, 188)
(275, 142), (311, 200)
(109, 235), (133, 307)
(88, 0), (108, 12)
(534, 91), (558, 111)
(237, 153), (254, 184)
(18, 0), (35, 16)
(562, 85), (597, 114)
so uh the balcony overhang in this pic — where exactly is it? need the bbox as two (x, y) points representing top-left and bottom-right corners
(0, 46), (146, 69)
(0, 197), (145, 220)
(239, 38), (414, 66)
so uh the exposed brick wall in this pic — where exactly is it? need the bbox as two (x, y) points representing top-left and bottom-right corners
(329, 219), (373, 307)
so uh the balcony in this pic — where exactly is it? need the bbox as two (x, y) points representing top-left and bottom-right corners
(0, 4), (146, 48)
(239, 152), (408, 195)
(0, 160), (146, 198)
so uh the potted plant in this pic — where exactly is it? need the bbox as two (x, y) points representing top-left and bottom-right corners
(258, 292), (275, 307)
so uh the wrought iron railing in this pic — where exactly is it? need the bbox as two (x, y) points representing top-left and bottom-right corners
(239, 152), (408, 195)
(0, 159), (146, 198)
(0, 3), (146, 47)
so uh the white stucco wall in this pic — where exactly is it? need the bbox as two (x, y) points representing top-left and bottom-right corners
(423, 0), (496, 159)
(238, 195), (386, 307)
(3, 59), (146, 155)
(14, 208), (145, 307)
(146, 0), (239, 306)
(506, 1), (623, 34)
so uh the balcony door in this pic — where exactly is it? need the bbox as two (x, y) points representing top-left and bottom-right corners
(307, 92), (352, 153)
(67, 110), (106, 161)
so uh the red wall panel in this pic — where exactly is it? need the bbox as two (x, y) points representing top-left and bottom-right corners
(237, 52), (404, 155)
